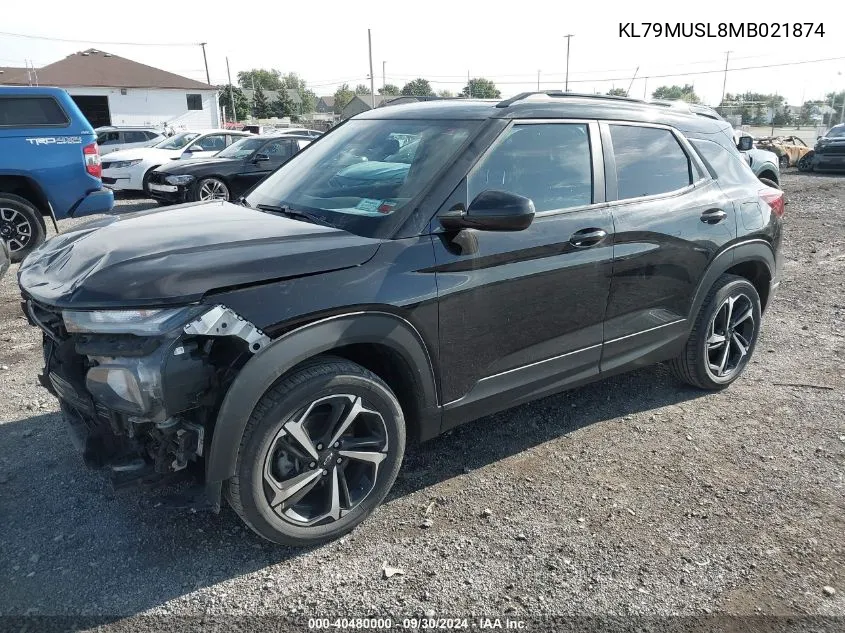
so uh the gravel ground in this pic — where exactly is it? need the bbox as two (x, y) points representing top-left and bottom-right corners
(0, 178), (843, 629)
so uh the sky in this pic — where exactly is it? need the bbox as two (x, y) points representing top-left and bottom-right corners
(1, 0), (843, 107)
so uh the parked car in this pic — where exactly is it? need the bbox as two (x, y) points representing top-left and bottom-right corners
(101, 130), (252, 193)
(734, 131), (780, 187)
(147, 134), (312, 204)
(797, 123), (845, 172)
(18, 92), (784, 545)
(241, 125), (322, 139)
(754, 135), (812, 168)
(95, 126), (166, 155)
(0, 86), (113, 261)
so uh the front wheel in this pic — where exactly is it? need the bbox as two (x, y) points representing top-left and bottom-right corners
(668, 274), (762, 390)
(225, 357), (406, 545)
(797, 151), (815, 172)
(195, 177), (230, 202)
(0, 193), (46, 263)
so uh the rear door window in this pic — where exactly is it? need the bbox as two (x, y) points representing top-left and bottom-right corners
(97, 131), (121, 145)
(0, 97), (69, 127)
(124, 131), (148, 143)
(468, 123), (593, 212)
(609, 125), (692, 199)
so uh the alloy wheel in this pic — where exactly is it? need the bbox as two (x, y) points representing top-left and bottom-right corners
(198, 179), (229, 201)
(0, 207), (33, 254)
(705, 293), (755, 380)
(262, 394), (389, 526)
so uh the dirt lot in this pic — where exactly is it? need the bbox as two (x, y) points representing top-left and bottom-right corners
(0, 177), (843, 629)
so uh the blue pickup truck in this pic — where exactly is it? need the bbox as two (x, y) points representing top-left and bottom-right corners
(0, 86), (114, 262)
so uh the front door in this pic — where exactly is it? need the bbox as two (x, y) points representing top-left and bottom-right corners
(432, 121), (615, 428)
(234, 138), (297, 195)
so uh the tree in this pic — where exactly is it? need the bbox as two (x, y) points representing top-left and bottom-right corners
(218, 85), (250, 122)
(379, 84), (401, 96)
(651, 84), (700, 103)
(607, 88), (627, 97)
(824, 91), (845, 126)
(401, 78), (435, 97)
(460, 78), (500, 99)
(280, 72), (316, 114)
(354, 84), (372, 96)
(333, 83), (355, 114)
(272, 89), (295, 119)
(437, 89), (454, 98)
(237, 68), (285, 91)
(252, 85), (271, 119)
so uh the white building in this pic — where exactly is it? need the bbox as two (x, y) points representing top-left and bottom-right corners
(0, 49), (219, 130)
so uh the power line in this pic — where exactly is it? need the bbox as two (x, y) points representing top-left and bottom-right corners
(0, 30), (199, 47)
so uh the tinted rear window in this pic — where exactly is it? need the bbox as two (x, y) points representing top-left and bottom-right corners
(0, 97), (70, 127)
(609, 125), (692, 199)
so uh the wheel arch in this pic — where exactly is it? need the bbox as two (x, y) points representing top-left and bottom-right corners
(757, 168), (779, 184)
(0, 174), (51, 218)
(688, 240), (775, 325)
(204, 311), (440, 491)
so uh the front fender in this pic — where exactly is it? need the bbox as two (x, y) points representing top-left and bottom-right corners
(204, 310), (439, 489)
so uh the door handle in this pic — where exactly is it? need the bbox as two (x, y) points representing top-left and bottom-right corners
(569, 228), (607, 248)
(700, 208), (727, 224)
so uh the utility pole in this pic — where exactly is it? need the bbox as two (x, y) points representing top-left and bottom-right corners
(367, 29), (375, 109)
(537, 70), (541, 91)
(720, 51), (731, 106)
(468, 70), (471, 97)
(643, 76), (648, 99)
(226, 56), (237, 124)
(564, 34), (574, 92)
(839, 72), (844, 124)
(200, 43), (211, 85)
(382, 61), (386, 93)
(626, 66), (639, 97)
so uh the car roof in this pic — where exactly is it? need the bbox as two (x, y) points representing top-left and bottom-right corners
(354, 92), (731, 133)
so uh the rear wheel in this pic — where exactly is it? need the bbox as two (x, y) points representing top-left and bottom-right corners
(778, 154), (790, 169)
(669, 275), (761, 390)
(226, 357), (406, 545)
(0, 193), (46, 263)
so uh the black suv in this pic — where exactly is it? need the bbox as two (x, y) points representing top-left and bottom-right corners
(18, 93), (784, 545)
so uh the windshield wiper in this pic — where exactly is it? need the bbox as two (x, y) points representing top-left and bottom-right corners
(255, 203), (326, 225)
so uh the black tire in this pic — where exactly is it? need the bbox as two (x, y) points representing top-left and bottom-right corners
(0, 193), (46, 263)
(759, 177), (780, 190)
(195, 177), (230, 202)
(797, 151), (815, 172)
(668, 274), (762, 390)
(778, 153), (790, 169)
(225, 356), (406, 546)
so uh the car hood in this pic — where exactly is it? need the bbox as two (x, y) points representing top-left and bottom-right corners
(155, 157), (238, 174)
(18, 201), (383, 308)
(103, 147), (180, 163)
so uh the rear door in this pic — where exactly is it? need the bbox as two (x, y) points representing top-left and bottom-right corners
(432, 120), (615, 427)
(122, 130), (150, 152)
(600, 122), (736, 373)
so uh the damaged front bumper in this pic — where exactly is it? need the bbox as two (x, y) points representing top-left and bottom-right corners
(22, 299), (269, 507)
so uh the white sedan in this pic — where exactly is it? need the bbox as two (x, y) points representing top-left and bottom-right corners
(101, 130), (252, 193)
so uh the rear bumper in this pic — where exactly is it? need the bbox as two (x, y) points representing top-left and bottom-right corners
(69, 188), (115, 218)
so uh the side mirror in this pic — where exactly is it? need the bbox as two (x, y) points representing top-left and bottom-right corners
(440, 190), (535, 232)
(185, 144), (203, 153)
(253, 153), (270, 163)
(736, 136), (754, 152)
(817, 136), (823, 141)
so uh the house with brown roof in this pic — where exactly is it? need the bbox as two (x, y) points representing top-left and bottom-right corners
(1, 49), (219, 130)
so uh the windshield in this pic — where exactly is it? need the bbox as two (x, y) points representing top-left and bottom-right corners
(216, 137), (266, 159)
(826, 125), (845, 138)
(245, 119), (481, 237)
(155, 132), (200, 150)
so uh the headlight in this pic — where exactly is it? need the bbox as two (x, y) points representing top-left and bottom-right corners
(164, 174), (196, 185)
(63, 306), (203, 336)
(108, 159), (142, 169)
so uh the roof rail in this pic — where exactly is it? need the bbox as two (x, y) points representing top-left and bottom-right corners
(495, 90), (646, 108)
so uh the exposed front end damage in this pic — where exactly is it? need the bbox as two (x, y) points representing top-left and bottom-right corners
(22, 299), (267, 505)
